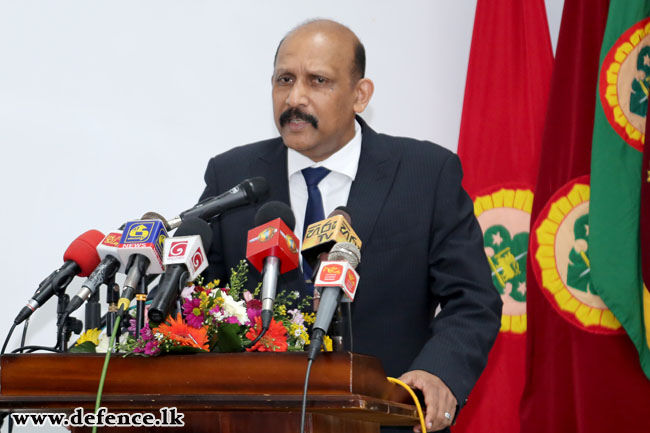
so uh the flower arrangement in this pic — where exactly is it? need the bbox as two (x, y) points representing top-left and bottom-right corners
(71, 260), (331, 355)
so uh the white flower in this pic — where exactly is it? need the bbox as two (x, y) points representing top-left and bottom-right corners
(96, 333), (110, 353)
(211, 310), (225, 322)
(95, 332), (129, 353)
(180, 286), (195, 299)
(222, 293), (249, 324)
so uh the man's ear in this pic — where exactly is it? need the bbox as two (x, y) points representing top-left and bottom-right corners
(353, 78), (374, 113)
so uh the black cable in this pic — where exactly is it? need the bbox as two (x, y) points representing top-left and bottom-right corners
(1, 323), (17, 355)
(10, 345), (60, 354)
(345, 302), (353, 352)
(244, 326), (268, 349)
(300, 358), (314, 433)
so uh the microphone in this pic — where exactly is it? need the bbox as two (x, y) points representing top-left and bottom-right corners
(14, 230), (104, 325)
(167, 177), (270, 229)
(140, 211), (172, 231)
(246, 201), (300, 330)
(307, 242), (361, 361)
(147, 218), (213, 324)
(301, 206), (362, 272)
(116, 218), (169, 313)
(65, 231), (125, 316)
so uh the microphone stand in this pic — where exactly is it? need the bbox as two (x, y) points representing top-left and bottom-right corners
(84, 288), (101, 331)
(56, 293), (83, 351)
(106, 276), (119, 339)
(135, 275), (148, 337)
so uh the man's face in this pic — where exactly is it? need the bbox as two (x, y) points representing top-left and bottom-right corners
(272, 29), (359, 162)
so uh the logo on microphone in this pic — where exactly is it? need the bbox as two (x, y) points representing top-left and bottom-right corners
(168, 241), (188, 258)
(102, 232), (122, 247)
(126, 224), (151, 242)
(157, 233), (166, 251)
(192, 247), (204, 272)
(345, 270), (358, 295)
(320, 264), (343, 282)
(257, 227), (277, 242)
(283, 232), (298, 254)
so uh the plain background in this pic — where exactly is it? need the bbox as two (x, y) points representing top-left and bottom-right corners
(0, 1), (564, 431)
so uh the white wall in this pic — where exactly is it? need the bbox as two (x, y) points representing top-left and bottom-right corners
(0, 1), (564, 431)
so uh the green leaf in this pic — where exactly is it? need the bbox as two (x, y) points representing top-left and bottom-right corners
(166, 346), (209, 354)
(68, 341), (97, 353)
(216, 323), (244, 353)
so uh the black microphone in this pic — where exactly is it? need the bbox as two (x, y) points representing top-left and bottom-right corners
(14, 230), (104, 325)
(167, 177), (270, 228)
(148, 218), (213, 324)
(307, 242), (361, 361)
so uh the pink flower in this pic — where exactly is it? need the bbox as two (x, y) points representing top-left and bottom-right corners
(183, 298), (204, 328)
(128, 318), (137, 333)
(243, 290), (253, 302)
(246, 299), (262, 323)
(139, 326), (153, 340)
(288, 309), (304, 326)
(144, 340), (161, 356)
(224, 316), (241, 325)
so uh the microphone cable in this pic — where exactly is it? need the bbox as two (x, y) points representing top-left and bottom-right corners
(1, 323), (17, 355)
(299, 357), (314, 433)
(387, 377), (427, 432)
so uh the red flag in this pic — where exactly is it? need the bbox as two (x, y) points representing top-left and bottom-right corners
(454, 1), (552, 432)
(521, 1), (650, 432)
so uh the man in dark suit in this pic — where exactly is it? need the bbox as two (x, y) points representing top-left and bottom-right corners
(199, 19), (501, 432)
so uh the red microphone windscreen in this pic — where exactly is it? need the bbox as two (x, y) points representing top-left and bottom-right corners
(63, 229), (105, 277)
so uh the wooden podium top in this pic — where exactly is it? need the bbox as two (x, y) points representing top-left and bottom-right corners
(0, 351), (417, 426)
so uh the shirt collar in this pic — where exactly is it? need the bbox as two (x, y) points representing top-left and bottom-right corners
(287, 119), (362, 181)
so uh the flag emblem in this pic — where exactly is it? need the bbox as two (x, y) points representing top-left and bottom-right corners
(474, 187), (532, 334)
(599, 17), (650, 152)
(531, 176), (622, 333)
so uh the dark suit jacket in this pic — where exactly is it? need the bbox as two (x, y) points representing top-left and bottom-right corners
(199, 117), (502, 427)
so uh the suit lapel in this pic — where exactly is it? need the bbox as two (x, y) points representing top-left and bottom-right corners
(347, 117), (401, 253)
(250, 138), (308, 295)
(250, 138), (291, 207)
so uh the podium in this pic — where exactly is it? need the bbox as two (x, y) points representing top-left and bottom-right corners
(0, 352), (417, 432)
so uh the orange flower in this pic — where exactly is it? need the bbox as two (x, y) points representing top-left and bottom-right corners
(245, 317), (288, 352)
(154, 313), (209, 350)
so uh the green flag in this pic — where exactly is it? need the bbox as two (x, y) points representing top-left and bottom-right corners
(590, 0), (650, 379)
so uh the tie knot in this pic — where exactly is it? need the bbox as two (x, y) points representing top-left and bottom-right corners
(302, 167), (330, 187)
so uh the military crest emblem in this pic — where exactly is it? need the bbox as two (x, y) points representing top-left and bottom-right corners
(530, 176), (622, 333)
(474, 187), (532, 334)
(599, 17), (650, 151)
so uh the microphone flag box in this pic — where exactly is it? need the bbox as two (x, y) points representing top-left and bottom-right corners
(246, 218), (300, 274)
(97, 230), (126, 273)
(117, 220), (168, 274)
(163, 236), (208, 281)
(314, 260), (359, 302)
(301, 215), (362, 266)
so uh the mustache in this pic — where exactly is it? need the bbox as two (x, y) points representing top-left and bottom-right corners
(279, 108), (318, 129)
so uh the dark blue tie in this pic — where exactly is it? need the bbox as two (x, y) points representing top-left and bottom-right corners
(301, 167), (330, 285)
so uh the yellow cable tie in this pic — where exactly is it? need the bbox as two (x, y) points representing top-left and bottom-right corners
(387, 376), (427, 432)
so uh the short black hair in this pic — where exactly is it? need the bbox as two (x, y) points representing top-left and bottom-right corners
(273, 20), (366, 82)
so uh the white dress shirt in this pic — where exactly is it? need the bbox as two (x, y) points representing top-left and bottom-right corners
(287, 120), (362, 247)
